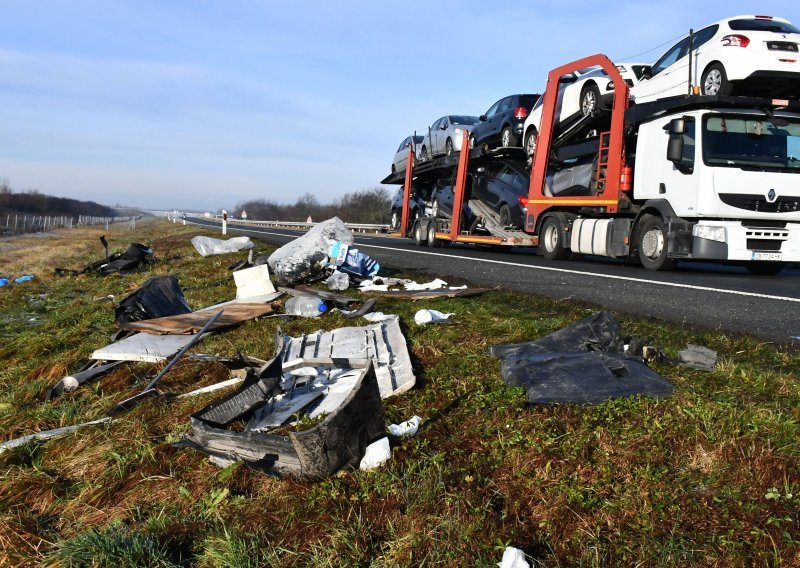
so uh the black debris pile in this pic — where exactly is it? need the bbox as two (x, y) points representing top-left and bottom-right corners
(115, 275), (192, 325)
(490, 312), (676, 405)
(55, 236), (154, 277)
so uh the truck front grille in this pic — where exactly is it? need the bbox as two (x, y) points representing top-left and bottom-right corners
(719, 193), (800, 213)
(747, 239), (783, 251)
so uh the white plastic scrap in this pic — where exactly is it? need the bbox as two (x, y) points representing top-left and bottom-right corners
(414, 309), (454, 325)
(362, 312), (395, 322)
(359, 436), (391, 470)
(233, 265), (276, 299)
(498, 547), (530, 568)
(404, 278), (448, 291)
(191, 236), (254, 257)
(388, 415), (422, 438)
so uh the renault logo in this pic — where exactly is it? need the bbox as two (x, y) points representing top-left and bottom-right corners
(767, 188), (777, 202)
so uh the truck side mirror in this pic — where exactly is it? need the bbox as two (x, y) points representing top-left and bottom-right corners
(666, 135), (685, 163)
(479, 115), (487, 121)
(666, 118), (685, 135)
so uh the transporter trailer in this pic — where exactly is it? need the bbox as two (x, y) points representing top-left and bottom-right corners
(384, 54), (800, 274)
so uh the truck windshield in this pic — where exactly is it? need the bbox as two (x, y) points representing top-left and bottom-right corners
(703, 114), (800, 172)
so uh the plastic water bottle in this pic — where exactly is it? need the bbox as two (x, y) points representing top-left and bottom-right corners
(285, 296), (329, 318)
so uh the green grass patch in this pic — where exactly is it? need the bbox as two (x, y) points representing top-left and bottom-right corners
(1, 220), (799, 566)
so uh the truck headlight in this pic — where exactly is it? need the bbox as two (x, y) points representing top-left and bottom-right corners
(693, 225), (727, 243)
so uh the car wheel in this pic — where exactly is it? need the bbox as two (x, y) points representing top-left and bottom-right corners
(746, 262), (785, 276)
(427, 222), (441, 247)
(413, 221), (427, 246)
(445, 138), (454, 156)
(701, 63), (732, 96)
(580, 83), (602, 116)
(390, 209), (399, 231)
(524, 128), (538, 157)
(635, 214), (677, 271)
(431, 198), (441, 218)
(539, 216), (571, 260)
(501, 126), (518, 148)
(420, 146), (428, 162)
(499, 204), (512, 227)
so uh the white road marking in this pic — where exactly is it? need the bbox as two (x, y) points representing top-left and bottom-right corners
(190, 221), (800, 304)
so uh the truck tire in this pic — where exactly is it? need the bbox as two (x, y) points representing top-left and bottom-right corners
(635, 214), (677, 271)
(413, 221), (427, 246)
(501, 126), (518, 148)
(581, 83), (602, 116)
(746, 262), (785, 276)
(427, 222), (441, 247)
(539, 216), (571, 260)
(701, 63), (732, 96)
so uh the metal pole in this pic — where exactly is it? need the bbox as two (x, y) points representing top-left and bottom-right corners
(687, 28), (694, 96)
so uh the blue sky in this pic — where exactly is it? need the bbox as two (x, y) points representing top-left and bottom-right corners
(1, 1), (797, 211)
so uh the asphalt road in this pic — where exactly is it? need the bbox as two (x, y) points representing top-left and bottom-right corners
(185, 218), (800, 344)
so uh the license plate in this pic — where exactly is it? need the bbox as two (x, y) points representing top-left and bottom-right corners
(752, 251), (782, 261)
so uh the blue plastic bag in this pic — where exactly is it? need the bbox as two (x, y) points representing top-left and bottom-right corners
(0, 278), (8, 287)
(14, 275), (34, 283)
(328, 242), (379, 278)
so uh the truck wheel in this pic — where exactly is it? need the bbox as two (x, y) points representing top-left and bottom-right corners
(431, 198), (441, 218)
(539, 216), (571, 260)
(413, 221), (427, 246)
(524, 128), (538, 157)
(581, 84), (602, 116)
(701, 63), (732, 96)
(501, 127), (518, 148)
(390, 209), (399, 230)
(445, 138), (454, 156)
(499, 204), (512, 227)
(746, 262), (785, 276)
(636, 215), (677, 271)
(427, 222), (441, 247)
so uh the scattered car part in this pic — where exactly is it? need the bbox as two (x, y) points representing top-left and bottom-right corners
(267, 217), (354, 284)
(120, 303), (274, 334)
(0, 418), (113, 455)
(361, 287), (487, 299)
(490, 312), (674, 405)
(45, 360), (125, 401)
(106, 310), (224, 416)
(414, 309), (454, 325)
(115, 276), (192, 325)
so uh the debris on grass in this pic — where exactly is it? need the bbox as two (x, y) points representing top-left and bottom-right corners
(498, 546), (530, 568)
(191, 235), (254, 256)
(414, 309), (454, 325)
(115, 275), (192, 325)
(490, 311), (675, 405)
(267, 217), (353, 284)
(0, 417), (113, 454)
(359, 436), (390, 470)
(388, 415), (422, 438)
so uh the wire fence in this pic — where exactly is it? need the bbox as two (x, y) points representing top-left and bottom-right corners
(1, 214), (138, 237)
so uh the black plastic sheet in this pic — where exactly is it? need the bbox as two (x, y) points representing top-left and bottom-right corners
(490, 312), (674, 405)
(114, 275), (192, 325)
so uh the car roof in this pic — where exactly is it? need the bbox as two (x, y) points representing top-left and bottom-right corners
(707, 14), (793, 28)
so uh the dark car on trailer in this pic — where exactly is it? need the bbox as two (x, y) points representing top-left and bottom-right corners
(470, 93), (540, 150)
(469, 159), (532, 229)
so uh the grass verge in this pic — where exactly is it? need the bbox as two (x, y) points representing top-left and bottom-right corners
(1, 220), (799, 567)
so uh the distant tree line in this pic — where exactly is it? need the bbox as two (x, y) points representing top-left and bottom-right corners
(233, 186), (393, 224)
(0, 178), (117, 218)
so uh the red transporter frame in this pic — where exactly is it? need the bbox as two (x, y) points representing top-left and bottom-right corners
(399, 145), (415, 238)
(525, 54), (630, 233)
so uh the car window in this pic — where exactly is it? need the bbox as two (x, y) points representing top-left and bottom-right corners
(398, 138), (410, 152)
(689, 24), (719, 50)
(519, 95), (539, 110)
(651, 37), (690, 75)
(485, 100), (501, 117)
(682, 118), (696, 164)
(431, 118), (442, 130)
(451, 115), (479, 125)
(729, 18), (800, 33)
(413, 135), (424, 144)
(497, 97), (512, 114)
(441, 118), (449, 129)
